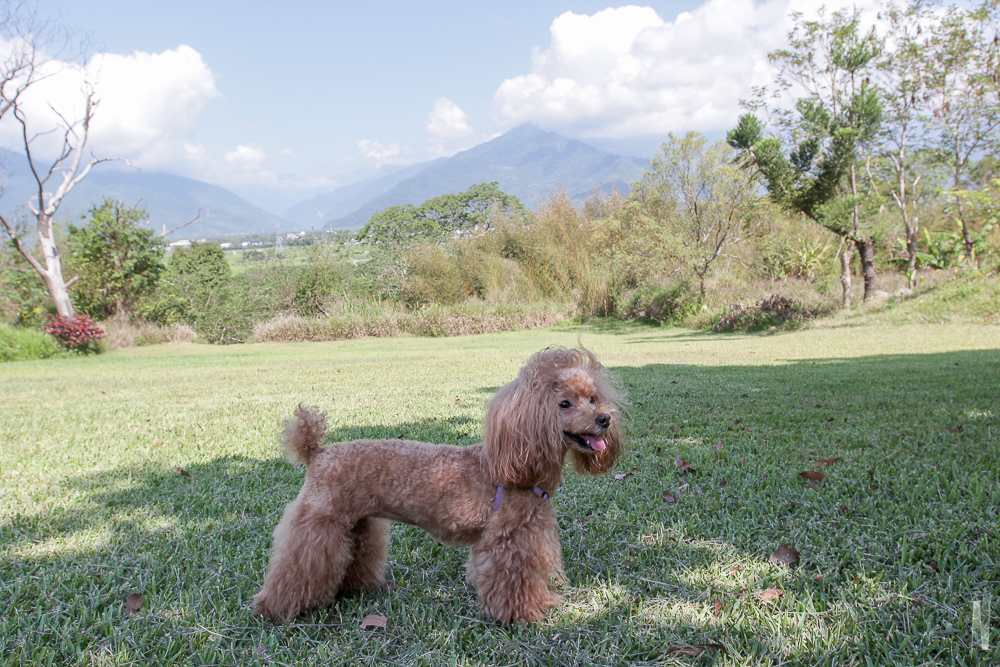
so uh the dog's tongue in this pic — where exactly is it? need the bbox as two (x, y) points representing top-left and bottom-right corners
(584, 434), (606, 451)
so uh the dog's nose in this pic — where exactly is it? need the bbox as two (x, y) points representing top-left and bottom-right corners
(595, 413), (611, 429)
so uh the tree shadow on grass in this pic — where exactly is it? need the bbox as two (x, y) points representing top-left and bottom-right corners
(3, 348), (999, 664)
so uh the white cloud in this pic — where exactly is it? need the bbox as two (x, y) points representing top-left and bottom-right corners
(0, 43), (221, 168)
(426, 98), (481, 158)
(360, 98), (487, 167)
(493, 0), (878, 137)
(225, 144), (267, 171)
(358, 138), (406, 167)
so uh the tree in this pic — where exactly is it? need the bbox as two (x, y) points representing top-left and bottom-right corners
(164, 242), (231, 317)
(0, 4), (121, 318)
(729, 7), (884, 305)
(873, 0), (935, 287)
(66, 199), (166, 319)
(922, 0), (1000, 261)
(636, 132), (763, 300)
(356, 182), (526, 248)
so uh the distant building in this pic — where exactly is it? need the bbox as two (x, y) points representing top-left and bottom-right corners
(169, 239), (191, 248)
(220, 242), (233, 249)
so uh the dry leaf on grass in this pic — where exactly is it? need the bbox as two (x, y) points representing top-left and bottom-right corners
(125, 593), (143, 616)
(713, 599), (723, 616)
(799, 470), (825, 483)
(172, 467), (191, 477)
(814, 457), (841, 466)
(665, 643), (726, 657)
(360, 614), (387, 630)
(755, 588), (783, 602)
(674, 458), (696, 473)
(662, 491), (676, 503)
(769, 543), (800, 566)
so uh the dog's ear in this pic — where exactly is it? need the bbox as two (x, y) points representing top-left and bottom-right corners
(483, 378), (564, 488)
(570, 414), (624, 475)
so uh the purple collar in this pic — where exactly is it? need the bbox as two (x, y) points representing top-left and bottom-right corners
(493, 485), (549, 510)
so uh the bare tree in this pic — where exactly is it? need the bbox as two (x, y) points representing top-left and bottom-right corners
(0, 3), (120, 317)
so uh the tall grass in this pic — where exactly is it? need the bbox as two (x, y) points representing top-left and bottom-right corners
(100, 316), (198, 349)
(253, 300), (566, 342)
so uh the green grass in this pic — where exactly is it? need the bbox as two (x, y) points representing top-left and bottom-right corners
(0, 324), (62, 362)
(2, 323), (999, 665)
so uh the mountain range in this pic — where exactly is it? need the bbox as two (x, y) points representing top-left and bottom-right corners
(288, 124), (650, 230)
(0, 124), (654, 239)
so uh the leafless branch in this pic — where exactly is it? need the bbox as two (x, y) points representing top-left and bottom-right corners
(159, 208), (204, 237)
(0, 211), (46, 277)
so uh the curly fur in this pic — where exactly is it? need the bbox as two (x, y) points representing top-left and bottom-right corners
(253, 346), (625, 625)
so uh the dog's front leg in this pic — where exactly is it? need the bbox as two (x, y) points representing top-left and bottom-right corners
(467, 504), (563, 625)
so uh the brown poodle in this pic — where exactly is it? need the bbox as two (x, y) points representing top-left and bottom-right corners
(253, 346), (624, 625)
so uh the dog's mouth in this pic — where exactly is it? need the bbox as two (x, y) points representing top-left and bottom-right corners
(564, 431), (607, 452)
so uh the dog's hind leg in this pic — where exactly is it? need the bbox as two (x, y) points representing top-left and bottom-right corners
(253, 498), (354, 622)
(340, 517), (390, 592)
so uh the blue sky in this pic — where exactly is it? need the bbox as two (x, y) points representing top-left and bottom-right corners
(20, 0), (841, 213)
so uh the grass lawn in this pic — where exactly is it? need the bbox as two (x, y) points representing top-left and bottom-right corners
(2, 322), (999, 665)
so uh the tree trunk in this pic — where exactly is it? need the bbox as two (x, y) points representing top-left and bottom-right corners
(38, 215), (75, 317)
(840, 242), (853, 308)
(906, 228), (918, 289)
(857, 237), (877, 302)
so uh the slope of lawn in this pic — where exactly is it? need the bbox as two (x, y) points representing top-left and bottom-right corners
(1, 322), (998, 665)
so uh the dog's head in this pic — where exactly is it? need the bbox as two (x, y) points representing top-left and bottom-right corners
(483, 347), (625, 489)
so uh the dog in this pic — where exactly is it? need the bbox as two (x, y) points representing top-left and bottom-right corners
(253, 346), (624, 625)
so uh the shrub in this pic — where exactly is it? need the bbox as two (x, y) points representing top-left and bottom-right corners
(715, 294), (818, 333)
(100, 316), (197, 349)
(620, 281), (699, 322)
(42, 314), (105, 353)
(0, 324), (61, 362)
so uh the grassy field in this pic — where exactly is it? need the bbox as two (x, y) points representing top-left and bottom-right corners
(2, 322), (999, 665)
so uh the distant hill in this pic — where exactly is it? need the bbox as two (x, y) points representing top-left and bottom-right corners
(283, 161), (442, 228)
(0, 149), (293, 239)
(296, 124), (650, 230)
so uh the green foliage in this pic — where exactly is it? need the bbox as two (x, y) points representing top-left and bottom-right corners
(152, 243), (248, 343)
(356, 182), (526, 248)
(0, 323), (61, 362)
(0, 246), (50, 325)
(618, 281), (700, 322)
(729, 7), (884, 240)
(638, 132), (764, 297)
(66, 199), (166, 319)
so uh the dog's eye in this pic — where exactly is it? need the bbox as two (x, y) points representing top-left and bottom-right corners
(559, 400), (572, 409)
(590, 396), (595, 404)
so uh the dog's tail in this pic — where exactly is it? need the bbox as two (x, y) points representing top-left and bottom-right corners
(280, 404), (328, 466)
